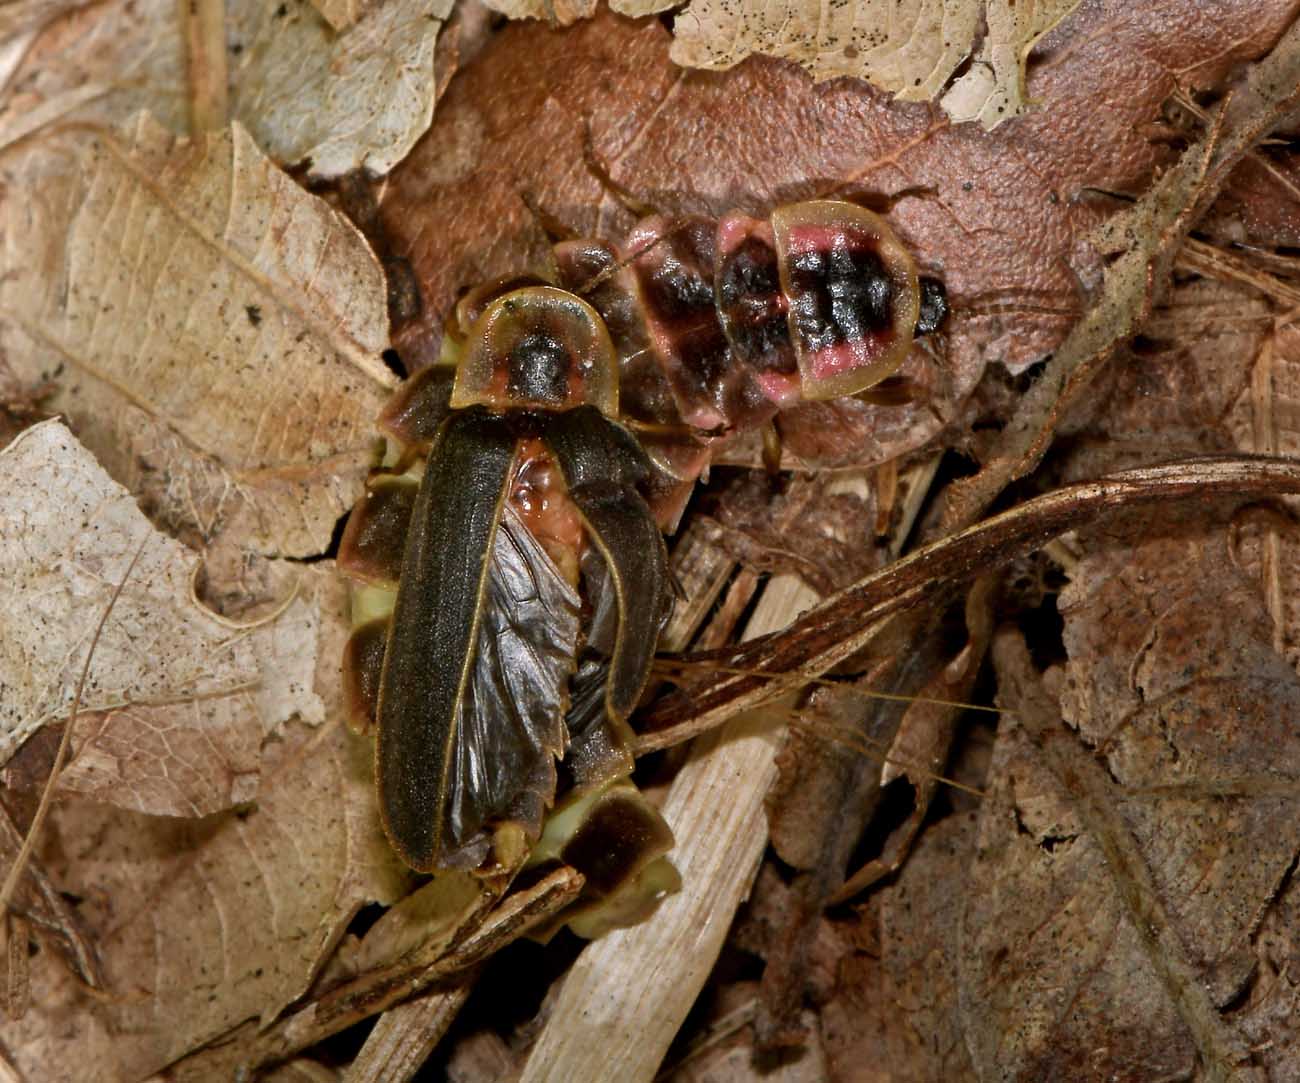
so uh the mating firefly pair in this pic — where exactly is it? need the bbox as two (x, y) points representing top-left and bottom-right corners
(339, 200), (945, 929)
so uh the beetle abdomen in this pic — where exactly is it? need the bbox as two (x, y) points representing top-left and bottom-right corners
(549, 199), (943, 440)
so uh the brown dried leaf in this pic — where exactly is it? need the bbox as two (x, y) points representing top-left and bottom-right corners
(4, 715), (407, 1081)
(967, 604), (1300, 1079)
(1059, 509), (1300, 1005)
(670, 0), (1079, 130)
(699, 474), (879, 595)
(1, 114), (392, 579)
(229, 0), (454, 177)
(0, 420), (324, 815)
(821, 815), (979, 1082)
(940, 12), (1300, 533)
(0, 0), (451, 179)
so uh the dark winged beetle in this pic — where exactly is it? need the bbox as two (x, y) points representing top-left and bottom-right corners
(338, 198), (946, 933)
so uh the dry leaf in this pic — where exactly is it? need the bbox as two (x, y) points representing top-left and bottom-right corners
(229, 0), (455, 177)
(483, 0), (1078, 129)
(699, 474), (879, 595)
(963, 625), (1282, 1079)
(0, 0), (193, 142)
(0, 0), (451, 180)
(670, 0), (1078, 130)
(3, 716), (406, 1081)
(940, 0), (1080, 128)
(0, 419), (324, 816)
(1058, 511), (1300, 1004)
(1, 113), (392, 588)
(821, 814), (979, 1082)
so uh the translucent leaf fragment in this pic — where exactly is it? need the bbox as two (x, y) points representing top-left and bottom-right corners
(0, 112), (391, 565)
(668, 0), (1079, 128)
(480, 0), (597, 25)
(232, 0), (455, 177)
(941, 0), (1080, 129)
(0, 420), (324, 816)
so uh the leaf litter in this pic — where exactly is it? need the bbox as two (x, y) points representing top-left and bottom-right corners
(3, 0), (1300, 1081)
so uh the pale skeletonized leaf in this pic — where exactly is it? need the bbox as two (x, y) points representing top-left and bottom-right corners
(0, 419), (323, 815)
(231, 0), (455, 178)
(668, 0), (1078, 128)
(0, 114), (391, 569)
(941, 0), (1080, 129)
(0, 0), (449, 178)
(0, 0), (190, 143)
(4, 718), (408, 1080)
(479, 0), (597, 25)
(310, 0), (365, 32)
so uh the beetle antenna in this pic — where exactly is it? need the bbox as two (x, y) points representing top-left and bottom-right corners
(520, 190), (578, 245)
(582, 119), (660, 220)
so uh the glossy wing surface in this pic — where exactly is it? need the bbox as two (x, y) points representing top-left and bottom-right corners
(376, 409), (578, 871)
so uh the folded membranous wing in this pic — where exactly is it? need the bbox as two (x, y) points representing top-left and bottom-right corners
(377, 408), (581, 871)
(540, 406), (674, 722)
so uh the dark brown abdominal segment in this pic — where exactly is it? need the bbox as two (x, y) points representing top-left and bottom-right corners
(342, 616), (389, 735)
(714, 212), (799, 409)
(561, 789), (676, 898)
(626, 216), (766, 431)
(336, 475), (418, 588)
(377, 364), (455, 449)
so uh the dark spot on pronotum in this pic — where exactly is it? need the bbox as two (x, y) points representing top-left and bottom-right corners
(507, 331), (572, 405)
